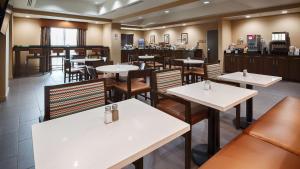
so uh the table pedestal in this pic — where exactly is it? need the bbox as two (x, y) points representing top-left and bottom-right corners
(235, 84), (256, 129)
(192, 109), (220, 166)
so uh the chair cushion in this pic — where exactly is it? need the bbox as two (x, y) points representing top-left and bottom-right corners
(199, 134), (300, 169)
(245, 96), (300, 155)
(156, 98), (208, 124)
(192, 68), (204, 76)
(114, 81), (150, 94)
(147, 62), (163, 67)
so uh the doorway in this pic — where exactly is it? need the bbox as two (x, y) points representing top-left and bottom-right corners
(207, 30), (218, 63)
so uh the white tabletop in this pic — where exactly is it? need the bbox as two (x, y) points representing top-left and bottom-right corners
(174, 59), (204, 64)
(96, 64), (139, 74)
(167, 82), (257, 112)
(139, 55), (155, 59)
(218, 72), (282, 87)
(70, 58), (102, 63)
(32, 99), (190, 169)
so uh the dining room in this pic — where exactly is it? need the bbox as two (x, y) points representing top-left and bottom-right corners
(1, 0), (300, 169)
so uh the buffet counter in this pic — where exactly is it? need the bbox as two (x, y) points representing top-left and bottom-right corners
(224, 53), (300, 82)
(121, 49), (203, 63)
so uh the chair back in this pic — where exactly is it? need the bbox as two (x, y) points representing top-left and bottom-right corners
(64, 59), (71, 71)
(152, 69), (182, 94)
(204, 63), (222, 79)
(52, 48), (65, 56)
(29, 48), (43, 56)
(86, 67), (98, 80)
(44, 79), (106, 120)
(127, 69), (153, 92)
(85, 60), (105, 68)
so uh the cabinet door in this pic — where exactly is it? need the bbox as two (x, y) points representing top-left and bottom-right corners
(289, 58), (300, 81)
(263, 57), (275, 75)
(224, 54), (232, 73)
(237, 56), (246, 72)
(252, 56), (263, 74)
(231, 56), (239, 72)
(275, 57), (289, 79)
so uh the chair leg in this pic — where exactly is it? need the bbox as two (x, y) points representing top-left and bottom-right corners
(184, 131), (191, 169)
(235, 105), (241, 129)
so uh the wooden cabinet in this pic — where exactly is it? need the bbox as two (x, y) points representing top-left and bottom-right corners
(263, 57), (275, 76)
(224, 54), (240, 72)
(245, 56), (262, 74)
(224, 53), (300, 82)
(289, 57), (300, 81)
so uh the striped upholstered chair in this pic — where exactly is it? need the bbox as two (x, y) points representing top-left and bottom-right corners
(204, 63), (242, 129)
(42, 79), (106, 121)
(151, 69), (208, 169)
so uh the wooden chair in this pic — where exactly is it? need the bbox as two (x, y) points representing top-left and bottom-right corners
(26, 48), (45, 74)
(151, 69), (208, 169)
(114, 69), (153, 100)
(85, 60), (105, 68)
(42, 79), (106, 121)
(204, 63), (241, 129)
(50, 48), (65, 72)
(170, 59), (191, 84)
(146, 55), (164, 70)
(86, 67), (115, 104)
(64, 59), (84, 83)
(89, 48), (101, 59)
(72, 48), (86, 59)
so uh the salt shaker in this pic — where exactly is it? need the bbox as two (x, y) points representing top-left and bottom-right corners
(104, 106), (112, 124)
(243, 69), (248, 77)
(204, 80), (211, 90)
(112, 104), (119, 122)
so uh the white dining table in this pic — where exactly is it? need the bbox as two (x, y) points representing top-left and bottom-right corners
(96, 64), (139, 74)
(167, 81), (257, 165)
(174, 59), (204, 64)
(32, 99), (190, 169)
(218, 72), (282, 128)
(138, 55), (155, 60)
(70, 58), (102, 64)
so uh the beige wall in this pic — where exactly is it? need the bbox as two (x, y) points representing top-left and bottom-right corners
(0, 23), (10, 101)
(231, 13), (300, 47)
(86, 24), (103, 45)
(121, 29), (144, 47)
(144, 22), (218, 55)
(218, 20), (232, 71)
(13, 17), (41, 46)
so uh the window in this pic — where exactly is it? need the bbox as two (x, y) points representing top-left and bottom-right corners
(51, 28), (77, 46)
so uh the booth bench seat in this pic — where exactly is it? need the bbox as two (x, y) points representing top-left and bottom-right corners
(199, 97), (300, 169)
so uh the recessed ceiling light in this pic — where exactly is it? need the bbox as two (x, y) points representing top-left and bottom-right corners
(282, 10), (288, 14)
(95, 1), (99, 5)
(95, 21), (99, 24)
(182, 23), (186, 26)
(138, 16), (143, 19)
(163, 26), (166, 29)
(164, 10), (170, 14)
(245, 15), (251, 18)
(25, 15), (30, 18)
(203, 1), (210, 4)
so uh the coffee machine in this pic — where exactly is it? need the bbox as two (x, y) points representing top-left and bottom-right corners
(247, 35), (262, 53)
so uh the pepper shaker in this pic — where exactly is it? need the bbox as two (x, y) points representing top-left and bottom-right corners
(112, 104), (119, 122)
(243, 69), (248, 77)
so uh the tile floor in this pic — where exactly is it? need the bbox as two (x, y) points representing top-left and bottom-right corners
(0, 71), (300, 169)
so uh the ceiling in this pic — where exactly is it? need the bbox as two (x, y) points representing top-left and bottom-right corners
(10, 0), (300, 27)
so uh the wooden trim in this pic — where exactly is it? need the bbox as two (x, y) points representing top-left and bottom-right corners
(13, 8), (112, 23)
(145, 3), (300, 28)
(40, 19), (88, 29)
(115, 0), (200, 21)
